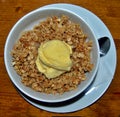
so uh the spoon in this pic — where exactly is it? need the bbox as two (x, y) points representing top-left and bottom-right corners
(84, 37), (111, 96)
(98, 37), (111, 57)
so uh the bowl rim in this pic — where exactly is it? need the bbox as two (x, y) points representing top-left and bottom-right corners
(4, 7), (100, 103)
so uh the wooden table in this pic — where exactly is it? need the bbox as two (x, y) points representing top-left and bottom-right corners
(0, 0), (120, 117)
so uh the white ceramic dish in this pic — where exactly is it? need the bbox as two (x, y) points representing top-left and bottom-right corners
(16, 3), (116, 113)
(4, 7), (100, 103)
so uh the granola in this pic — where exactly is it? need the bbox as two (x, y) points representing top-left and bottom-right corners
(11, 15), (93, 94)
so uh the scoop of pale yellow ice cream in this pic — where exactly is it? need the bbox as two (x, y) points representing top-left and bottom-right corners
(39, 40), (72, 71)
(36, 40), (72, 79)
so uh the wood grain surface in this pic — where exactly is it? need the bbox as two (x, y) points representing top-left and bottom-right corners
(0, 0), (120, 117)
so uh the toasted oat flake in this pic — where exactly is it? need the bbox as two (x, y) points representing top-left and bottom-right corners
(11, 15), (93, 94)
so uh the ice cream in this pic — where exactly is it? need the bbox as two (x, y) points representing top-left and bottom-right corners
(36, 40), (72, 79)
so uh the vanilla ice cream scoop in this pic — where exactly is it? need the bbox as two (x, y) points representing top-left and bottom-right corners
(36, 40), (72, 79)
(39, 40), (72, 71)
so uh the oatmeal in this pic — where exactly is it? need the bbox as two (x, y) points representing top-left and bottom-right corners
(11, 15), (93, 94)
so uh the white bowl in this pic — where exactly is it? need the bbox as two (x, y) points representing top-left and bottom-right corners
(4, 7), (100, 103)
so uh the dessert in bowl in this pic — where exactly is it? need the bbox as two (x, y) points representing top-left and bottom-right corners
(4, 7), (99, 103)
